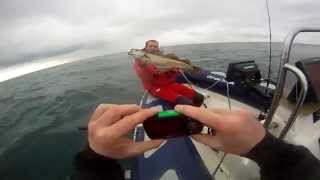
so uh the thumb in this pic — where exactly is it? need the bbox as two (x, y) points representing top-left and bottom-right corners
(192, 134), (221, 150)
(130, 139), (164, 156)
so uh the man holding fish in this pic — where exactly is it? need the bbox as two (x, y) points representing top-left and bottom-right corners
(129, 40), (204, 106)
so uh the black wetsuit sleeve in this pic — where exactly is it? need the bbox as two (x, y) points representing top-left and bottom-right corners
(71, 145), (124, 180)
(245, 132), (320, 180)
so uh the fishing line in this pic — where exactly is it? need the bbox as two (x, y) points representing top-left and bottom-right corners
(214, 1), (273, 175)
(212, 81), (232, 178)
(180, 68), (232, 177)
(256, 0), (273, 122)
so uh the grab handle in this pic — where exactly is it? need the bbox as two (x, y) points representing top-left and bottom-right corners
(264, 27), (320, 128)
(278, 64), (308, 139)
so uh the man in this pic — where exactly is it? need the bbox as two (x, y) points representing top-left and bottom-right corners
(133, 40), (204, 106)
(72, 104), (320, 180)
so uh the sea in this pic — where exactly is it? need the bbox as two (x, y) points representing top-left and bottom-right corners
(0, 42), (320, 180)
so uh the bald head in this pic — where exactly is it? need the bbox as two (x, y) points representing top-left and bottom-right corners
(144, 40), (160, 53)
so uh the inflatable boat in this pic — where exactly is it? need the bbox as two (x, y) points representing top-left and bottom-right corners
(132, 28), (320, 180)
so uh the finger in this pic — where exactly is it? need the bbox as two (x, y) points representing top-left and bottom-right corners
(192, 134), (221, 150)
(175, 105), (221, 128)
(131, 140), (164, 155)
(210, 108), (228, 114)
(126, 139), (164, 157)
(108, 108), (159, 137)
(117, 104), (141, 117)
(110, 139), (164, 159)
(95, 104), (141, 126)
(90, 104), (117, 122)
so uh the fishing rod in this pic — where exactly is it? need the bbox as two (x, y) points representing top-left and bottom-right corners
(213, 0), (273, 177)
(265, 0), (273, 94)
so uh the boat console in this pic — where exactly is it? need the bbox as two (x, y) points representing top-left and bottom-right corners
(287, 57), (320, 103)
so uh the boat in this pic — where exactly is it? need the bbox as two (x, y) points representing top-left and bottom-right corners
(131, 27), (320, 180)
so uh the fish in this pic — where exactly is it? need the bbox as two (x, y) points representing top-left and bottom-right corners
(128, 48), (196, 71)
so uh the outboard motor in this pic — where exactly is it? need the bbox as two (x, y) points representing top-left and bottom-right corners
(226, 61), (272, 113)
(226, 61), (262, 87)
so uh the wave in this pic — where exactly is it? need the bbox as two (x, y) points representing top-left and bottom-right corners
(0, 59), (76, 83)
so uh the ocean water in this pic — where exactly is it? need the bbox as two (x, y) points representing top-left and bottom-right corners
(0, 42), (320, 180)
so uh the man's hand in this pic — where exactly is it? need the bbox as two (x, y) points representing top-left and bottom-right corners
(180, 59), (191, 65)
(136, 58), (148, 67)
(175, 105), (266, 155)
(165, 53), (179, 60)
(88, 104), (163, 159)
(165, 53), (192, 65)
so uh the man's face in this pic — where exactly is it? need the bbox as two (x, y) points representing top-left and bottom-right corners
(145, 41), (160, 54)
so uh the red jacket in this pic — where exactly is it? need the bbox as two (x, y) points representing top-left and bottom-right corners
(133, 58), (179, 90)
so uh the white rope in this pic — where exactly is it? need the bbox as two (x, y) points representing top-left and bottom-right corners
(179, 70), (196, 89)
(139, 90), (147, 107)
(205, 80), (221, 90)
(226, 81), (232, 111)
(179, 70), (224, 91)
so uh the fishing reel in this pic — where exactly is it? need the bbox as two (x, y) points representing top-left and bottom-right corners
(143, 110), (203, 139)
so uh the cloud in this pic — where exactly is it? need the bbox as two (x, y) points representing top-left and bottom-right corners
(1, 0), (320, 68)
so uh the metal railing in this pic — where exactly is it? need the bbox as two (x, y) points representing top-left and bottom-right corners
(278, 64), (308, 139)
(264, 27), (320, 139)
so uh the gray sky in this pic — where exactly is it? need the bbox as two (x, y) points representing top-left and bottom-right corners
(1, 0), (320, 69)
